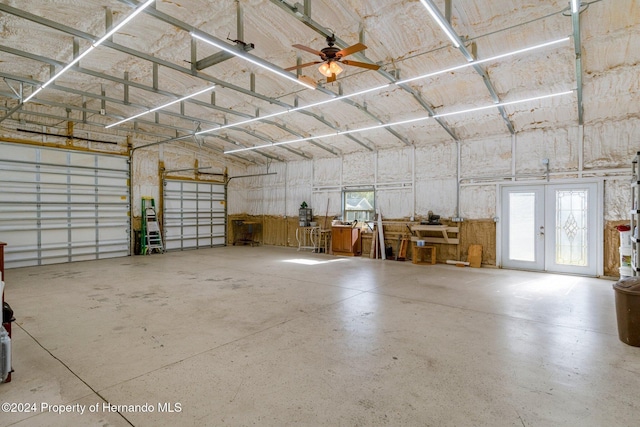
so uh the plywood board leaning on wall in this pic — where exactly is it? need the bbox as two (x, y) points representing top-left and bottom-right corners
(459, 220), (496, 266)
(468, 245), (482, 268)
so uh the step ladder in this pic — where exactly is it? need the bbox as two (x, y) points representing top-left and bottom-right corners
(141, 197), (164, 255)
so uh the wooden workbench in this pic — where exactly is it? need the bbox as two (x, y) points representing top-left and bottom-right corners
(410, 225), (459, 244)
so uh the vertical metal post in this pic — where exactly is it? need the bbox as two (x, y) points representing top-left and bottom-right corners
(445, 0), (452, 24)
(35, 149), (42, 265)
(66, 108), (73, 145)
(456, 140), (461, 218)
(511, 133), (516, 180)
(190, 38), (197, 73)
(94, 155), (99, 258)
(124, 71), (130, 105)
(105, 7), (113, 32)
(236, 0), (244, 41)
(101, 85), (106, 114)
(153, 63), (158, 91)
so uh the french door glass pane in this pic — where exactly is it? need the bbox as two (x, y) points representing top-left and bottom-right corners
(555, 189), (588, 266)
(509, 192), (536, 261)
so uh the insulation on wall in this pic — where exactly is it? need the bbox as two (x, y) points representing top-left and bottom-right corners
(286, 161), (313, 216)
(515, 128), (578, 173)
(132, 150), (159, 218)
(342, 152), (375, 184)
(605, 179), (631, 221)
(584, 119), (640, 169)
(461, 135), (512, 178)
(377, 147), (413, 183)
(415, 179), (457, 218)
(415, 143), (457, 180)
(313, 157), (342, 187)
(261, 163), (286, 216)
(460, 185), (496, 219)
(377, 189), (412, 219)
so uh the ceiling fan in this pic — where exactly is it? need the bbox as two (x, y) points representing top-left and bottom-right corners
(285, 34), (380, 83)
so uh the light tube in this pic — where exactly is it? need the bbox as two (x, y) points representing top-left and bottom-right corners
(419, 0), (460, 48)
(196, 83), (392, 136)
(23, 0), (155, 104)
(191, 32), (316, 91)
(571, 0), (580, 13)
(338, 116), (429, 136)
(106, 85), (215, 128)
(432, 90), (574, 119)
(197, 37), (568, 138)
(398, 37), (569, 85)
(223, 90), (574, 154)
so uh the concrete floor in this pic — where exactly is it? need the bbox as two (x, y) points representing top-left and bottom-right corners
(0, 246), (638, 426)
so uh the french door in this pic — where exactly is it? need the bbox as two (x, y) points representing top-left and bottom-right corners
(500, 182), (600, 275)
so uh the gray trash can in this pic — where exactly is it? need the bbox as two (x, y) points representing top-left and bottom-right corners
(613, 277), (640, 346)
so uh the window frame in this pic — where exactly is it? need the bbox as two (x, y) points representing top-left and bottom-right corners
(342, 188), (376, 223)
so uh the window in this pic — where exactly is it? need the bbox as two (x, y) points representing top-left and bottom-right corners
(343, 189), (375, 222)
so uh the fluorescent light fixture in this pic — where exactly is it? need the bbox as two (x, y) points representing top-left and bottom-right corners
(191, 32), (316, 91)
(195, 37), (568, 138)
(223, 90), (574, 154)
(419, 0), (460, 48)
(106, 85), (215, 128)
(398, 37), (569, 85)
(432, 90), (574, 119)
(23, 0), (155, 104)
(571, 0), (580, 13)
(196, 83), (392, 136)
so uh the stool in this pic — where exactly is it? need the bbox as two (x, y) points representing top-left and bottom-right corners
(413, 244), (436, 265)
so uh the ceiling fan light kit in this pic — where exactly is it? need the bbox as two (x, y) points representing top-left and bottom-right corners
(288, 33), (380, 82)
(318, 61), (344, 78)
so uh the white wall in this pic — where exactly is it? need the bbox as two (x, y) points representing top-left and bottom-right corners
(228, 120), (637, 222)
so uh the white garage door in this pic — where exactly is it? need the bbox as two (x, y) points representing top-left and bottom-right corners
(0, 142), (130, 268)
(163, 179), (226, 251)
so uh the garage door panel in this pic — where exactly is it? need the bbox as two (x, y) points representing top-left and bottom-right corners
(39, 171), (69, 184)
(0, 142), (129, 268)
(163, 179), (226, 251)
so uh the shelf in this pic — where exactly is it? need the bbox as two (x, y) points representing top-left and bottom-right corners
(632, 156), (640, 277)
(410, 225), (459, 245)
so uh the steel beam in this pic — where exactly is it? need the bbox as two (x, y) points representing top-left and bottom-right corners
(572, 3), (584, 125)
(268, 0), (460, 142)
(419, 0), (515, 134)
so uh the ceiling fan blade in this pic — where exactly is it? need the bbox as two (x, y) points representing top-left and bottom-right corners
(284, 61), (321, 71)
(292, 44), (325, 57)
(327, 73), (337, 83)
(341, 60), (381, 70)
(336, 43), (367, 58)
